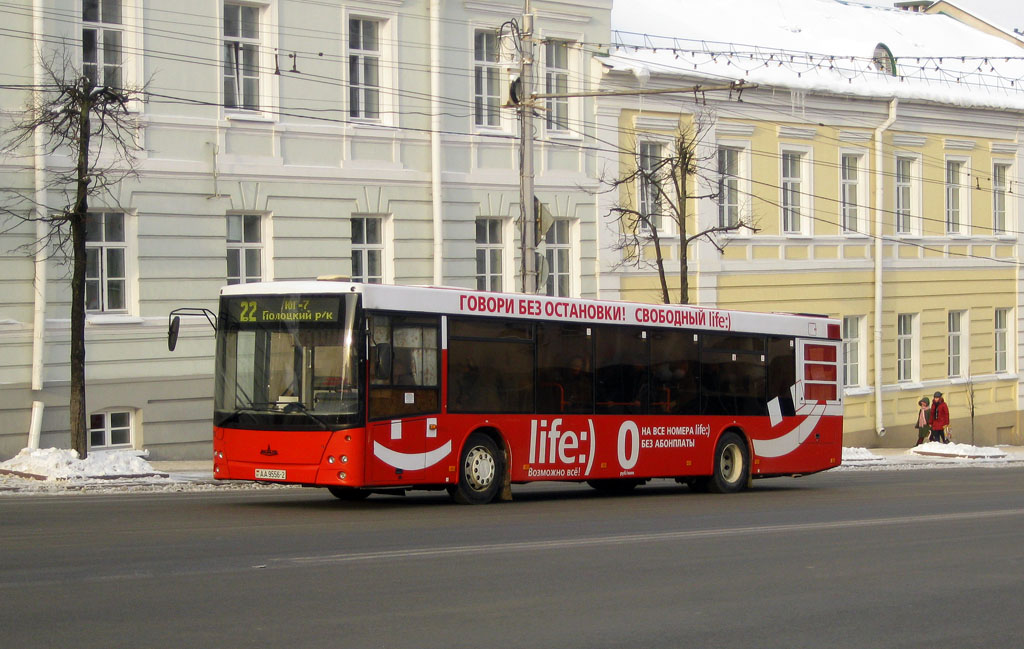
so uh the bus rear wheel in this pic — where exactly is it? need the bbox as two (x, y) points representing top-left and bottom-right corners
(327, 486), (370, 501)
(709, 431), (749, 494)
(449, 433), (504, 505)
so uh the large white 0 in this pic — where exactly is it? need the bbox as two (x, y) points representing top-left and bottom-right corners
(617, 420), (639, 470)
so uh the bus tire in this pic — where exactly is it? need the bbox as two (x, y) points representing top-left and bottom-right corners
(450, 433), (504, 505)
(327, 486), (370, 501)
(709, 431), (749, 494)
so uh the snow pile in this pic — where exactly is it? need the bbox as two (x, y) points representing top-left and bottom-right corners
(0, 447), (163, 481)
(842, 447), (882, 462)
(909, 441), (1007, 459)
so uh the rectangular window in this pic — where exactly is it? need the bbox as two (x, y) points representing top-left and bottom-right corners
(226, 214), (263, 285)
(718, 146), (740, 228)
(543, 220), (571, 297)
(368, 315), (440, 419)
(946, 160), (964, 234)
(350, 18), (380, 119)
(448, 319), (534, 413)
(351, 216), (383, 284)
(993, 163), (1010, 235)
(83, 0), (123, 89)
(842, 315), (861, 387)
(474, 30), (501, 127)
(537, 322), (592, 413)
(841, 154), (860, 233)
(639, 141), (664, 232)
(782, 152), (803, 234)
(223, 3), (260, 110)
(995, 308), (1010, 373)
(89, 410), (132, 449)
(948, 310), (965, 378)
(545, 40), (569, 131)
(85, 212), (127, 312)
(475, 218), (503, 292)
(897, 313), (915, 383)
(895, 157), (914, 234)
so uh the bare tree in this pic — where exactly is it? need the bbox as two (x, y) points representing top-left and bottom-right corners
(1, 54), (142, 458)
(603, 112), (755, 304)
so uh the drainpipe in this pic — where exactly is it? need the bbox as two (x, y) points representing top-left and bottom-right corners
(873, 98), (898, 437)
(429, 0), (443, 286)
(28, 0), (47, 449)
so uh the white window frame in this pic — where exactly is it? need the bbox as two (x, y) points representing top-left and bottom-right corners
(842, 315), (865, 388)
(945, 157), (970, 236)
(89, 409), (134, 450)
(351, 214), (391, 284)
(85, 211), (133, 314)
(840, 151), (867, 236)
(344, 10), (394, 125)
(948, 310), (967, 378)
(994, 307), (1012, 374)
(992, 161), (1013, 236)
(82, 0), (124, 90)
(897, 313), (917, 384)
(781, 148), (811, 235)
(475, 217), (506, 292)
(226, 213), (265, 285)
(473, 28), (502, 129)
(541, 219), (573, 298)
(638, 140), (671, 235)
(542, 37), (576, 135)
(894, 155), (920, 236)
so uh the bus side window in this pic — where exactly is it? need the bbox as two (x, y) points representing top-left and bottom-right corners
(368, 314), (440, 419)
(537, 323), (592, 414)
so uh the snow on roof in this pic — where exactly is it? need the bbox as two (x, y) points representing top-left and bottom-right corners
(607, 0), (1024, 110)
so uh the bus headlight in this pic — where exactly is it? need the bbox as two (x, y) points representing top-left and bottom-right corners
(337, 472), (347, 480)
(327, 456), (335, 464)
(341, 455), (348, 463)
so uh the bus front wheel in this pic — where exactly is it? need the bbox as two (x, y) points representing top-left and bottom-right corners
(709, 431), (750, 494)
(449, 433), (504, 505)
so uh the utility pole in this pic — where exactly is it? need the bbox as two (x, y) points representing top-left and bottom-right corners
(519, 0), (537, 294)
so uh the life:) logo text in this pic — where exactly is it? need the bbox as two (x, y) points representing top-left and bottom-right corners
(527, 419), (596, 478)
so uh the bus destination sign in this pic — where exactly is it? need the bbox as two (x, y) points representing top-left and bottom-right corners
(228, 296), (341, 324)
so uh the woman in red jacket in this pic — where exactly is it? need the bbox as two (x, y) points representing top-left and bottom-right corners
(930, 391), (950, 443)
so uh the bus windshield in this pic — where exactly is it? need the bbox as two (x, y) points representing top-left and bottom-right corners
(214, 293), (362, 429)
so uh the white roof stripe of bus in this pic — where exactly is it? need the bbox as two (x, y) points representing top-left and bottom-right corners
(221, 281), (836, 339)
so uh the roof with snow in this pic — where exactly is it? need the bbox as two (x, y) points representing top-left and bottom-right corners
(606, 0), (1024, 110)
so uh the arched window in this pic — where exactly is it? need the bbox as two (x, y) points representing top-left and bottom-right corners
(873, 43), (897, 76)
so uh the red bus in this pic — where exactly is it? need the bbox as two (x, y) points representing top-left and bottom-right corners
(195, 280), (842, 503)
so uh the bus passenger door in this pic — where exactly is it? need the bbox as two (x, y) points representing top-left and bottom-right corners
(368, 416), (437, 484)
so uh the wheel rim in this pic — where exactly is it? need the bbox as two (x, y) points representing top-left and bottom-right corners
(464, 445), (496, 491)
(720, 442), (743, 484)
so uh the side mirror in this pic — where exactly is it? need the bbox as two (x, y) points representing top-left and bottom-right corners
(168, 315), (181, 352)
(374, 343), (393, 381)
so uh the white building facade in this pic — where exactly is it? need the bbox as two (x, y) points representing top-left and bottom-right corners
(0, 0), (612, 459)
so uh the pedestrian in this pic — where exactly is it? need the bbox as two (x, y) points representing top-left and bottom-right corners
(913, 397), (931, 446)
(929, 391), (949, 444)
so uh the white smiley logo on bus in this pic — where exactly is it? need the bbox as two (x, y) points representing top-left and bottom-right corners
(372, 418), (452, 471)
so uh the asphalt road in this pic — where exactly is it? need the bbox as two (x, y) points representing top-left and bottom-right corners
(2, 467), (1023, 649)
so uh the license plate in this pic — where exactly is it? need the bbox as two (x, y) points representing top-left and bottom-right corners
(255, 468), (286, 480)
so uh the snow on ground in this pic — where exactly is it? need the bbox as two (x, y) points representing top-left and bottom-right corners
(2, 444), (1023, 495)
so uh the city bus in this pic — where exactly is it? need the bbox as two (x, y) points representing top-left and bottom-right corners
(179, 279), (843, 504)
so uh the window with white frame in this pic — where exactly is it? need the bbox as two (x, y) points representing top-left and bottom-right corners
(841, 154), (861, 233)
(544, 39), (569, 131)
(226, 214), (263, 285)
(223, 2), (261, 111)
(842, 315), (863, 387)
(948, 310), (966, 378)
(542, 220), (571, 297)
(85, 212), (127, 312)
(476, 218), (504, 292)
(995, 307), (1010, 373)
(474, 29), (501, 128)
(781, 151), (805, 234)
(351, 215), (384, 283)
(639, 141), (665, 232)
(897, 313), (915, 383)
(993, 163), (1010, 235)
(349, 18), (381, 119)
(945, 160), (967, 234)
(718, 146), (741, 228)
(89, 410), (132, 449)
(83, 0), (123, 89)
(895, 156), (916, 235)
